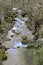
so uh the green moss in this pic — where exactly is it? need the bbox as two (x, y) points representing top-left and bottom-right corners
(22, 36), (27, 40)
(27, 39), (33, 43)
(0, 53), (7, 61)
(22, 36), (33, 44)
(3, 55), (7, 60)
(22, 40), (28, 44)
(26, 43), (35, 49)
(0, 49), (7, 61)
(0, 49), (5, 54)
(0, 56), (3, 61)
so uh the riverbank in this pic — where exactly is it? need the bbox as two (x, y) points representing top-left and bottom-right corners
(0, 21), (15, 43)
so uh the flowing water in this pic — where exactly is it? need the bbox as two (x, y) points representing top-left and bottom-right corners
(3, 8), (34, 65)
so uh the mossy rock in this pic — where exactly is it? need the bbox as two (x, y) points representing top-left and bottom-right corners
(0, 49), (5, 54)
(22, 39), (33, 44)
(26, 43), (35, 49)
(17, 46), (20, 48)
(21, 12), (27, 17)
(6, 38), (11, 41)
(11, 35), (14, 37)
(12, 30), (15, 33)
(2, 46), (7, 51)
(0, 53), (7, 61)
(3, 55), (7, 60)
(22, 40), (28, 44)
(27, 40), (33, 43)
(14, 14), (18, 17)
(22, 36), (27, 40)
(0, 46), (7, 51)
(0, 49), (7, 61)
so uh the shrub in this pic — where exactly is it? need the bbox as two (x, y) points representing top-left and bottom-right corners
(12, 30), (15, 33)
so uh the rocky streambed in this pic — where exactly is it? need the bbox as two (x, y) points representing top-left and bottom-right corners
(2, 8), (34, 65)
